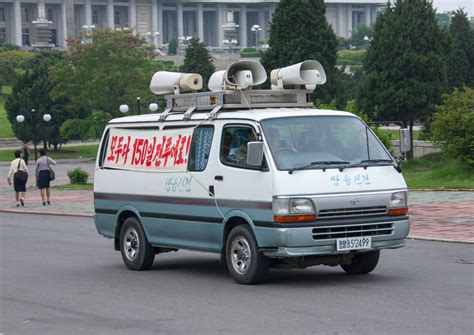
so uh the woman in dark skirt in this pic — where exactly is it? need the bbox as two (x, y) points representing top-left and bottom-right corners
(35, 148), (57, 206)
(7, 150), (28, 207)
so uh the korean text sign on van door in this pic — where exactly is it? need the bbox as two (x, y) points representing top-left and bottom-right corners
(104, 128), (194, 172)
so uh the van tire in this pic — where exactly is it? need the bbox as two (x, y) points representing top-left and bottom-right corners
(226, 225), (269, 284)
(120, 217), (155, 271)
(340, 250), (380, 274)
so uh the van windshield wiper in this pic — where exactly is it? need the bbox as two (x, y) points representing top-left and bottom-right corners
(359, 159), (394, 165)
(288, 161), (350, 174)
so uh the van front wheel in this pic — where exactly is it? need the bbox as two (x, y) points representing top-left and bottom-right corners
(340, 250), (380, 274)
(226, 225), (269, 284)
(120, 217), (155, 271)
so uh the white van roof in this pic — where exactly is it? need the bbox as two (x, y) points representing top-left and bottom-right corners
(108, 108), (357, 125)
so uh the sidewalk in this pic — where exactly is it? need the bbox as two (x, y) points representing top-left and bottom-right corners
(0, 180), (472, 243)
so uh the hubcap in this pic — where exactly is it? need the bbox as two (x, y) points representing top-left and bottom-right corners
(230, 237), (252, 275)
(123, 227), (140, 261)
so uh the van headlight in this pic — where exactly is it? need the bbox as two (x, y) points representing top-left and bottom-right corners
(273, 198), (316, 223)
(388, 191), (408, 215)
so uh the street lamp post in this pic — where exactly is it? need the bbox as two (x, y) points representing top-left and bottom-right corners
(251, 24), (262, 49)
(136, 97), (141, 115)
(16, 109), (52, 161)
(119, 100), (159, 115)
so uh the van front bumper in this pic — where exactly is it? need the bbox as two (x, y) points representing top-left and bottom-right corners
(260, 217), (410, 258)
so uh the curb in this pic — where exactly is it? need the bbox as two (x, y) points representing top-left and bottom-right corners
(0, 208), (93, 218)
(409, 189), (474, 192)
(2, 209), (472, 244)
(407, 236), (474, 244)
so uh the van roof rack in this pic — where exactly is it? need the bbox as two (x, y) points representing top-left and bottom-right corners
(159, 89), (313, 121)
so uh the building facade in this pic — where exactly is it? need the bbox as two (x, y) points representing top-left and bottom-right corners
(0, 0), (384, 49)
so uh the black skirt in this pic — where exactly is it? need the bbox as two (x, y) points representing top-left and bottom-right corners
(37, 170), (51, 189)
(13, 177), (26, 193)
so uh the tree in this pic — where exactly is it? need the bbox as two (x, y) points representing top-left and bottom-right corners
(260, 0), (341, 107)
(50, 29), (156, 117)
(357, 0), (446, 158)
(431, 86), (474, 166)
(0, 50), (33, 95)
(5, 51), (85, 151)
(435, 12), (451, 29)
(446, 10), (474, 88)
(168, 38), (178, 56)
(180, 38), (215, 89)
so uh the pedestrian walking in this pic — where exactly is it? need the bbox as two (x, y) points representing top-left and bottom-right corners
(7, 150), (28, 207)
(35, 148), (57, 206)
(21, 142), (30, 165)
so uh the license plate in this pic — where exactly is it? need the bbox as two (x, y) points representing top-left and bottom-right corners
(336, 236), (372, 251)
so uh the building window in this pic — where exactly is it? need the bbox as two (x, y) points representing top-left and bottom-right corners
(22, 7), (29, 23)
(114, 10), (120, 25)
(47, 8), (53, 22)
(0, 28), (6, 42)
(0, 7), (5, 22)
(92, 9), (98, 25)
(22, 28), (30, 46)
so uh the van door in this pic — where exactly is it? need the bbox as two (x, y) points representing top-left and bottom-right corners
(209, 123), (274, 233)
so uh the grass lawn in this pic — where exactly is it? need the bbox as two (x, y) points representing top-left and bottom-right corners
(402, 153), (474, 189)
(0, 144), (99, 162)
(52, 183), (93, 190)
(0, 95), (15, 138)
(378, 129), (421, 141)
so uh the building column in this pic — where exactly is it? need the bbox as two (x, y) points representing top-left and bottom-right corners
(365, 5), (371, 26)
(151, 0), (159, 45)
(268, 4), (275, 24)
(337, 4), (346, 38)
(13, 0), (22, 46)
(217, 3), (225, 47)
(60, 0), (67, 47)
(177, 2), (183, 37)
(128, 0), (136, 30)
(258, 7), (265, 41)
(347, 4), (353, 38)
(157, 0), (163, 44)
(239, 4), (247, 47)
(65, 0), (75, 39)
(106, 0), (114, 28)
(197, 3), (204, 42)
(84, 0), (92, 26)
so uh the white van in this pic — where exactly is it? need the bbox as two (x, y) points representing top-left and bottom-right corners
(94, 60), (410, 284)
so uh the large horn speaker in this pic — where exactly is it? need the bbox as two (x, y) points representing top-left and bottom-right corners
(150, 71), (203, 95)
(270, 60), (326, 89)
(208, 60), (267, 91)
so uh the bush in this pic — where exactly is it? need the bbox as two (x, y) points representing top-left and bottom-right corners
(431, 87), (474, 166)
(168, 38), (178, 55)
(67, 167), (89, 184)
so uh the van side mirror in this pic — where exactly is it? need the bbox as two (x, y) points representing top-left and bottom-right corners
(399, 128), (411, 154)
(246, 141), (264, 167)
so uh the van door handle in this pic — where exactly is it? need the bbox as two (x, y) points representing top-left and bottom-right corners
(214, 175), (224, 181)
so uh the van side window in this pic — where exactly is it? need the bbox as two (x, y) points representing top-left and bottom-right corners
(98, 129), (110, 168)
(188, 126), (214, 172)
(221, 125), (257, 168)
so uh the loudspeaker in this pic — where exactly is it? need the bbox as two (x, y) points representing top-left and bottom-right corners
(150, 71), (203, 95)
(208, 60), (267, 91)
(270, 60), (326, 90)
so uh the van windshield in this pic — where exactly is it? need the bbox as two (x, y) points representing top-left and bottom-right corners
(261, 116), (393, 171)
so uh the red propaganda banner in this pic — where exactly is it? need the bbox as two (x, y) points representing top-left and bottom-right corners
(103, 128), (194, 172)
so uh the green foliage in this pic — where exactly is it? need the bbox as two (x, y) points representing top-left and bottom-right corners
(151, 60), (176, 71)
(60, 111), (112, 141)
(0, 42), (20, 52)
(371, 127), (392, 151)
(435, 12), (451, 29)
(168, 38), (178, 55)
(402, 152), (474, 189)
(445, 10), (474, 89)
(5, 51), (83, 146)
(180, 38), (215, 89)
(67, 167), (89, 184)
(0, 144), (99, 162)
(336, 49), (366, 66)
(261, 0), (340, 106)
(348, 23), (374, 48)
(431, 87), (474, 166)
(0, 95), (14, 138)
(357, 0), (446, 139)
(50, 29), (156, 117)
(0, 50), (34, 89)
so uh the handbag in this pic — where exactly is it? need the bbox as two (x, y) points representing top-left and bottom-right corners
(47, 158), (55, 181)
(14, 159), (28, 184)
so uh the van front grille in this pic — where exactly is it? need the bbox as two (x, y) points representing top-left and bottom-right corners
(318, 206), (387, 218)
(312, 223), (394, 240)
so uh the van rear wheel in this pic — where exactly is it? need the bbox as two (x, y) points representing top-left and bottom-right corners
(340, 250), (380, 274)
(226, 225), (269, 284)
(120, 217), (155, 271)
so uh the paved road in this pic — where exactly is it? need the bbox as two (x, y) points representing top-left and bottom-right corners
(1, 213), (473, 335)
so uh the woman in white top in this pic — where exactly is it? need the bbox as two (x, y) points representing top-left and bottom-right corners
(35, 148), (57, 206)
(7, 150), (28, 207)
